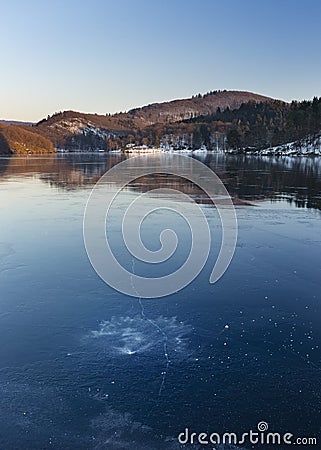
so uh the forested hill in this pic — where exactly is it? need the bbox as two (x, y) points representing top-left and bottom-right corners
(126, 90), (273, 124)
(0, 124), (54, 154)
(2, 91), (321, 153)
(31, 90), (275, 151)
(124, 96), (321, 153)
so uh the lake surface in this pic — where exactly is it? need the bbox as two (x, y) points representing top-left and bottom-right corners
(0, 153), (320, 449)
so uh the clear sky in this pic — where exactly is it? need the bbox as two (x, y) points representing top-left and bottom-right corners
(1, 0), (321, 121)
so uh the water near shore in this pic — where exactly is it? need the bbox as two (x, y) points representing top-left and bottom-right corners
(0, 154), (320, 449)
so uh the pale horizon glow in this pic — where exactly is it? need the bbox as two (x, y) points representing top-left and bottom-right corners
(1, 0), (321, 122)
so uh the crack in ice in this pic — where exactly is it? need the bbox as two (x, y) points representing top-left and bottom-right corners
(131, 259), (171, 396)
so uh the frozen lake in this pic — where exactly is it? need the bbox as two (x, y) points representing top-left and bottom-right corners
(0, 153), (320, 449)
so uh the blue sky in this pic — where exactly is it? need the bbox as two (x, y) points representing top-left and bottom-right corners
(1, 0), (321, 121)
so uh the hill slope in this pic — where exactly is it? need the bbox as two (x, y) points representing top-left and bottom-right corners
(32, 90), (275, 150)
(0, 124), (54, 154)
(127, 90), (274, 124)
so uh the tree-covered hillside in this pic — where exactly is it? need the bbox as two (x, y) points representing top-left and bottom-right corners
(2, 92), (321, 153)
(95, 97), (321, 152)
(0, 124), (54, 154)
(190, 97), (321, 151)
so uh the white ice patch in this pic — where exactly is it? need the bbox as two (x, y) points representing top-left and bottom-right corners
(89, 315), (192, 358)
